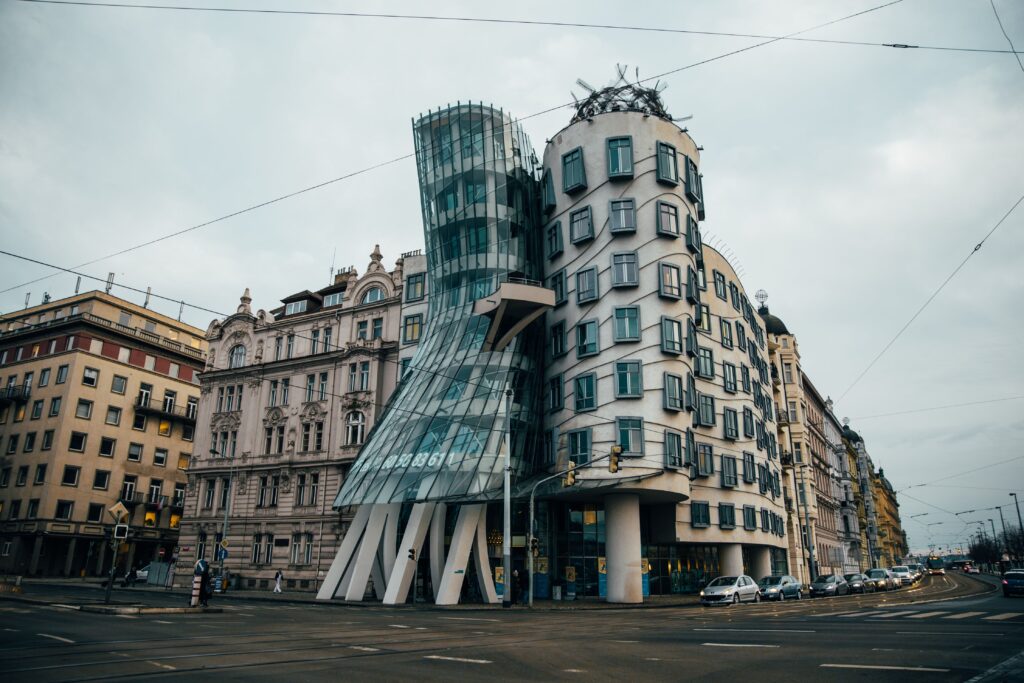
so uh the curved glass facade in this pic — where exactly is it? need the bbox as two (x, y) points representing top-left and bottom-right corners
(335, 103), (545, 506)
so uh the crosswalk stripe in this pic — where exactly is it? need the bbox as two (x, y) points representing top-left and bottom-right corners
(840, 611), (886, 618)
(871, 611), (917, 618)
(983, 613), (1022, 621)
(907, 611), (949, 619)
(943, 611), (986, 620)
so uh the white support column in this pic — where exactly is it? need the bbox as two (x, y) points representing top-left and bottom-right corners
(316, 504), (371, 600)
(720, 543), (743, 576)
(605, 494), (643, 603)
(473, 505), (499, 604)
(429, 504), (447, 601)
(436, 504), (484, 605)
(751, 546), (772, 581)
(383, 503), (435, 605)
(343, 504), (394, 602)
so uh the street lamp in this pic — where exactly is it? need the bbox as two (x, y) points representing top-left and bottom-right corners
(210, 447), (235, 589)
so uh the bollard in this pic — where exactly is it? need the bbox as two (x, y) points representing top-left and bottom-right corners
(190, 575), (202, 607)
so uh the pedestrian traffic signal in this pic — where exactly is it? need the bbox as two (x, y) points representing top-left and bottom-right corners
(529, 536), (539, 557)
(113, 523), (128, 539)
(609, 445), (622, 473)
(408, 548), (416, 561)
(563, 462), (576, 487)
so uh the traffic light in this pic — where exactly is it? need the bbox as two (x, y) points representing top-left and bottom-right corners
(408, 548), (416, 562)
(563, 462), (577, 487)
(529, 536), (539, 557)
(609, 445), (622, 473)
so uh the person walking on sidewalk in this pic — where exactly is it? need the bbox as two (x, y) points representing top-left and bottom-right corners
(273, 569), (283, 594)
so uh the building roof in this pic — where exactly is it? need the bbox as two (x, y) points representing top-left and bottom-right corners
(843, 425), (863, 443)
(757, 305), (790, 335)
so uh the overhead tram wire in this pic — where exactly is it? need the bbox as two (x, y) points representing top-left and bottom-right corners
(3, 0), (912, 295)
(838, 190), (1024, 401)
(896, 454), (1024, 493)
(17, 0), (1022, 55)
(851, 395), (1024, 420)
(989, 0), (1024, 74)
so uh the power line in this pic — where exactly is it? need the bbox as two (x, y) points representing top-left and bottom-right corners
(897, 454), (1024, 493)
(851, 395), (1024, 420)
(2, 1), (907, 295)
(838, 190), (1024, 400)
(989, 0), (1024, 74)
(20, 0), (1018, 55)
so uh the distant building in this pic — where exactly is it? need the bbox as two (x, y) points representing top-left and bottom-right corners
(872, 467), (906, 565)
(0, 292), (205, 577)
(174, 246), (423, 592)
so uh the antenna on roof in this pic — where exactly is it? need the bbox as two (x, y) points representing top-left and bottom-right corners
(105, 272), (115, 294)
(329, 247), (337, 283)
(24, 292), (30, 309)
(75, 276), (81, 294)
(575, 78), (595, 94)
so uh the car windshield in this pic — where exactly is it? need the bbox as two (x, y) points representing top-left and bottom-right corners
(815, 575), (836, 583)
(844, 574), (861, 581)
(707, 576), (738, 587)
(893, 566), (909, 572)
(866, 570), (886, 578)
(759, 576), (783, 586)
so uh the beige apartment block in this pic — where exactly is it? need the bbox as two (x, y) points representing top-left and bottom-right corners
(0, 291), (205, 577)
(175, 247), (426, 592)
(873, 467), (907, 566)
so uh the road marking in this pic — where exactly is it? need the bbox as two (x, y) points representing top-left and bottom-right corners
(702, 643), (780, 648)
(37, 633), (74, 644)
(115, 615), (137, 619)
(871, 648), (896, 651)
(907, 611), (949, 619)
(943, 611), (986, 619)
(896, 631), (1003, 636)
(154, 620), (173, 624)
(415, 627), (428, 630)
(840, 611), (885, 618)
(389, 624), (411, 629)
(563, 669), (586, 673)
(439, 616), (499, 622)
(983, 612), (1022, 621)
(610, 639), (639, 643)
(424, 655), (492, 664)
(350, 646), (380, 652)
(695, 628), (814, 633)
(821, 664), (949, 672)
(147, 661), (176, 671)
(871, 611), (917, 618)
(3, 628), (19, 632)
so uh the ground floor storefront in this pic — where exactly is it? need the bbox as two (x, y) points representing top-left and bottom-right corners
(0, 530), (176, 578)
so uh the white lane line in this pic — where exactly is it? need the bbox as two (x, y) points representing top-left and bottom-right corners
(897, 631), (1003, 636)
(610, 639), (639, 643)
(840, 611), (885, 618)
(389, 624), (411, 629)
(702, 643), (780, 648)
(563, 669), (586, 673)
(943, 611), (986, 620)
(871, 611), (918, 618)
(695, 628), (815, 633)
(37, 633), (74, 644)
(115, 615), (137, 619)
(4, 628), (19, 632)
(439, 616), (499, 622)
(424, 655), (492, 664)
(154, 620), (173, 624)
(872, 648), (897, 651)
(350, 646), (380, 652)
(983, 612), (1022, 621)
(147, 661), (176, 671)
(907, 611), (949, 619)
(821, 664), (949, 672)
(415, 627), (428, 630)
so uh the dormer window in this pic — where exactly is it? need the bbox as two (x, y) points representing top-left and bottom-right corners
(285, 300), (308, 316)
(361, 287), (384, 305)
(323, 292), (343, 308)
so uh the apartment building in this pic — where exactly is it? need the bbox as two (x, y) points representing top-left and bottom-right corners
(0, 292), (205, 577)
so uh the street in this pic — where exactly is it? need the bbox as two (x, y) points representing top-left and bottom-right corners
(0, 572), (1021, 681)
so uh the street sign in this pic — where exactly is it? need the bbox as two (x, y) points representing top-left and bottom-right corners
(107, 501), (129, 522)
(216, 547), (228, 560)
(113, 524), (129, 539)
(219, 539), (230, 549)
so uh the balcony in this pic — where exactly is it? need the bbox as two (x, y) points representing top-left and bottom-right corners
(119, 490), (142, 507)
(134, 396), (197, 424)
(144, 493), (169, 510)
(0, 384), (30, 406)
(171, 496), (186, 510)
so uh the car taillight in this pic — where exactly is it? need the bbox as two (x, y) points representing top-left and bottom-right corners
(1003, 580), (1009, 585)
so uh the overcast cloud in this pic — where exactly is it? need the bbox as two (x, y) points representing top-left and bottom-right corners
(2, 0), (1022, 553)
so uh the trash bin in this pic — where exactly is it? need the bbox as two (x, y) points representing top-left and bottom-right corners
(552, 585), (562, 601)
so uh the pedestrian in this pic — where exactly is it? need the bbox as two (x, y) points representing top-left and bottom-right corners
(518, 567), (529, 605)
(274, 569), (283, 593)
(199, 562), (212, 608)
(510, 569), (520, 605)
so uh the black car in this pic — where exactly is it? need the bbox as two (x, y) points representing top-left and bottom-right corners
(809, 574), (849, 597)
(1003, 571), (1024, 597)
(843, 573), (872, 594)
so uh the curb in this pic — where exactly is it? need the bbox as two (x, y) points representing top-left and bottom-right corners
(78, 605), (224, 615)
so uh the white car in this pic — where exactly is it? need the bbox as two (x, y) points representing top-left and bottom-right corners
(890, 566), (913, 586)
(700, 575), (761, 606)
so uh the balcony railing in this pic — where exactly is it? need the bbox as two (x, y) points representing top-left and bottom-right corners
(119, 491), (141, 506)
(0, 384), (30, 404)
(171, 496), (186, 509)
(145, 493), (168, 508)
(134, 396), (197, 424)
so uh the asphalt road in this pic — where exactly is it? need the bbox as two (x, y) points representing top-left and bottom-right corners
(1, 572), (1021, 681)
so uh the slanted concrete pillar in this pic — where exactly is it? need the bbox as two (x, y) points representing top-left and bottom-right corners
(64, 537), (78, 577)
(751, 546), (772, 581)
(720, 543), (743, 577)
(95, 541), (107, 575)
(29, 535), (44, 575)
(605, 494), (642, 603)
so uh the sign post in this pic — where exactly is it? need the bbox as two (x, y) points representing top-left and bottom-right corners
(104, 502), (129, 604)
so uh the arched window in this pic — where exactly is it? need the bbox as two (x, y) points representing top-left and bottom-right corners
(346, 411), (366, 446)
(360, 287), (385, 305)
(228, 344), (246, 368)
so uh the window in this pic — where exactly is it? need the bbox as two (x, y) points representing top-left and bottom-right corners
(323, 291), (343, 308)
(661, 316), (683, 354)
(286, 334), (295, 358)
(697, 443), (714, 476)
(550, 321), (566, 358)
(370, 317), (383, 340)
(55, 364), (68, 384)
(567, 429), (591, 465)
(742, 407), (755, 438)
(549, 269), (567, 306)
(720, 319), (733, 348)
(15, 465), (27, 486)
(154, 448), (168, 467)
(686, 214), (702, 255)
(659, 263), (681, 299)
(33, 464), (46, 485)
(69, 431), (86, 452)
(611, 252), (638, 287)
(661, 430), (683, 469)
(724, 408), (739, 440)
(5, 435), (18, 455)
(284, 300), (308, 316)
(128, 443), (143, 462)
(573, 373), (596, 412)
(82, 367), (99, 387)
(607, 137), (633, 177)
(99, 437), (116, 457)
(569, 206), (594, 244)
(61, 465), (80, 487)
(575, 267), (598, 304)
(406, 273), (425, 301)
(41, 430), (53, 451)
(783, 363), (794, 384)
(684, 155), (704, 204)
(615, 361), (642, 398)
(723, 363), (737, 393)
(742, 452), (756, 483)
(318, 372), (329, 401)
(788, 400), (798, 423)
(542, 170), (556, 212)
(54, 500), (74, 521)
(562, 147), (586, 193)
(28, 399), (42, 420)
(403, 315), (423, 344)
(274, 337), (283, 360)
(609, 199), (636, 233)
(612, 306), (640, 342)
(305, 374), (315, 402)
(697, 394), (716, 427)
(713, 271), (727, 300)
(158, 419), (171, 437)
(91, 469), (111, 490)
(696, 347), (714, 379)
(75, 398), (93, 419)
(656, 201), (680, 237)
(105, 405), (122, 426)
(664, 373), (684, 411)
(691, 502), (710, 528)
(721, 456), (739, 487)
(545, 221), (564, 260)
(741, 365), (752, 393)
(576, 320), (599, 358)
(357, 321), (368, 340)
(719, 503), (736, 529)
(617, 417), (644, 455)
(546, 375), (563, 412)
(656, 142), (678, 184)
(229, 344), (246, 368)
(346, 411), (365, 446)
(38, 368), (51, 387)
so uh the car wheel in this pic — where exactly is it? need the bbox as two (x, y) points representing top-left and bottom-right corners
(732, 593), (739, 605)
(796, 590), (802, 600)
(754, 592), (761, 603)
(778, 591), (785, 602)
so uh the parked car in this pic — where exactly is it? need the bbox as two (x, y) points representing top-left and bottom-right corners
(123, 564), (151, 587)
(1002, 571), (1024, 597)
(890, 566), (914, 586)
(863, 568), (892, 591)
(908, 564), (924, 582)
(809, 574), (849, 597)
(700, 575), (761, 606)
(758, 575), (802, 601)
(843, 573), (872, 594)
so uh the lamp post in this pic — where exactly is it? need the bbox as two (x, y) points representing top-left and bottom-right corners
(797, 463), (818, 579)
(211, 447), (234, 589)
(502, 386), (513, 609)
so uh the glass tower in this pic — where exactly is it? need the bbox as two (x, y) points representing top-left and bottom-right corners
(335, 103), (545, 506)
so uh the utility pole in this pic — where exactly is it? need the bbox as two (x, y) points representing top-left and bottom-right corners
(502, 385), (513, 609)
(1012, 493), (1023, 531)
(797, 463), (818, 580)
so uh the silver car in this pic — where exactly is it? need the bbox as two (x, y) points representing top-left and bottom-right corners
(700, 575), (761, 606)
(891, 566), (913, 586)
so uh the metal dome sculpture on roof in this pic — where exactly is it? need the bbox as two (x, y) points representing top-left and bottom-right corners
(570, 64), (681, 124)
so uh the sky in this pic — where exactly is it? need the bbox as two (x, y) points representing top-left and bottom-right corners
(1, 0), (1022, 555)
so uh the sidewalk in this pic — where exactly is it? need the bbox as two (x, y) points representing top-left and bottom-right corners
(17, 577), (702, 611)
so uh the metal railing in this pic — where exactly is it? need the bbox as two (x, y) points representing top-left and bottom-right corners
(0, 384), (30, 402)
(134, 396), (198, 422)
